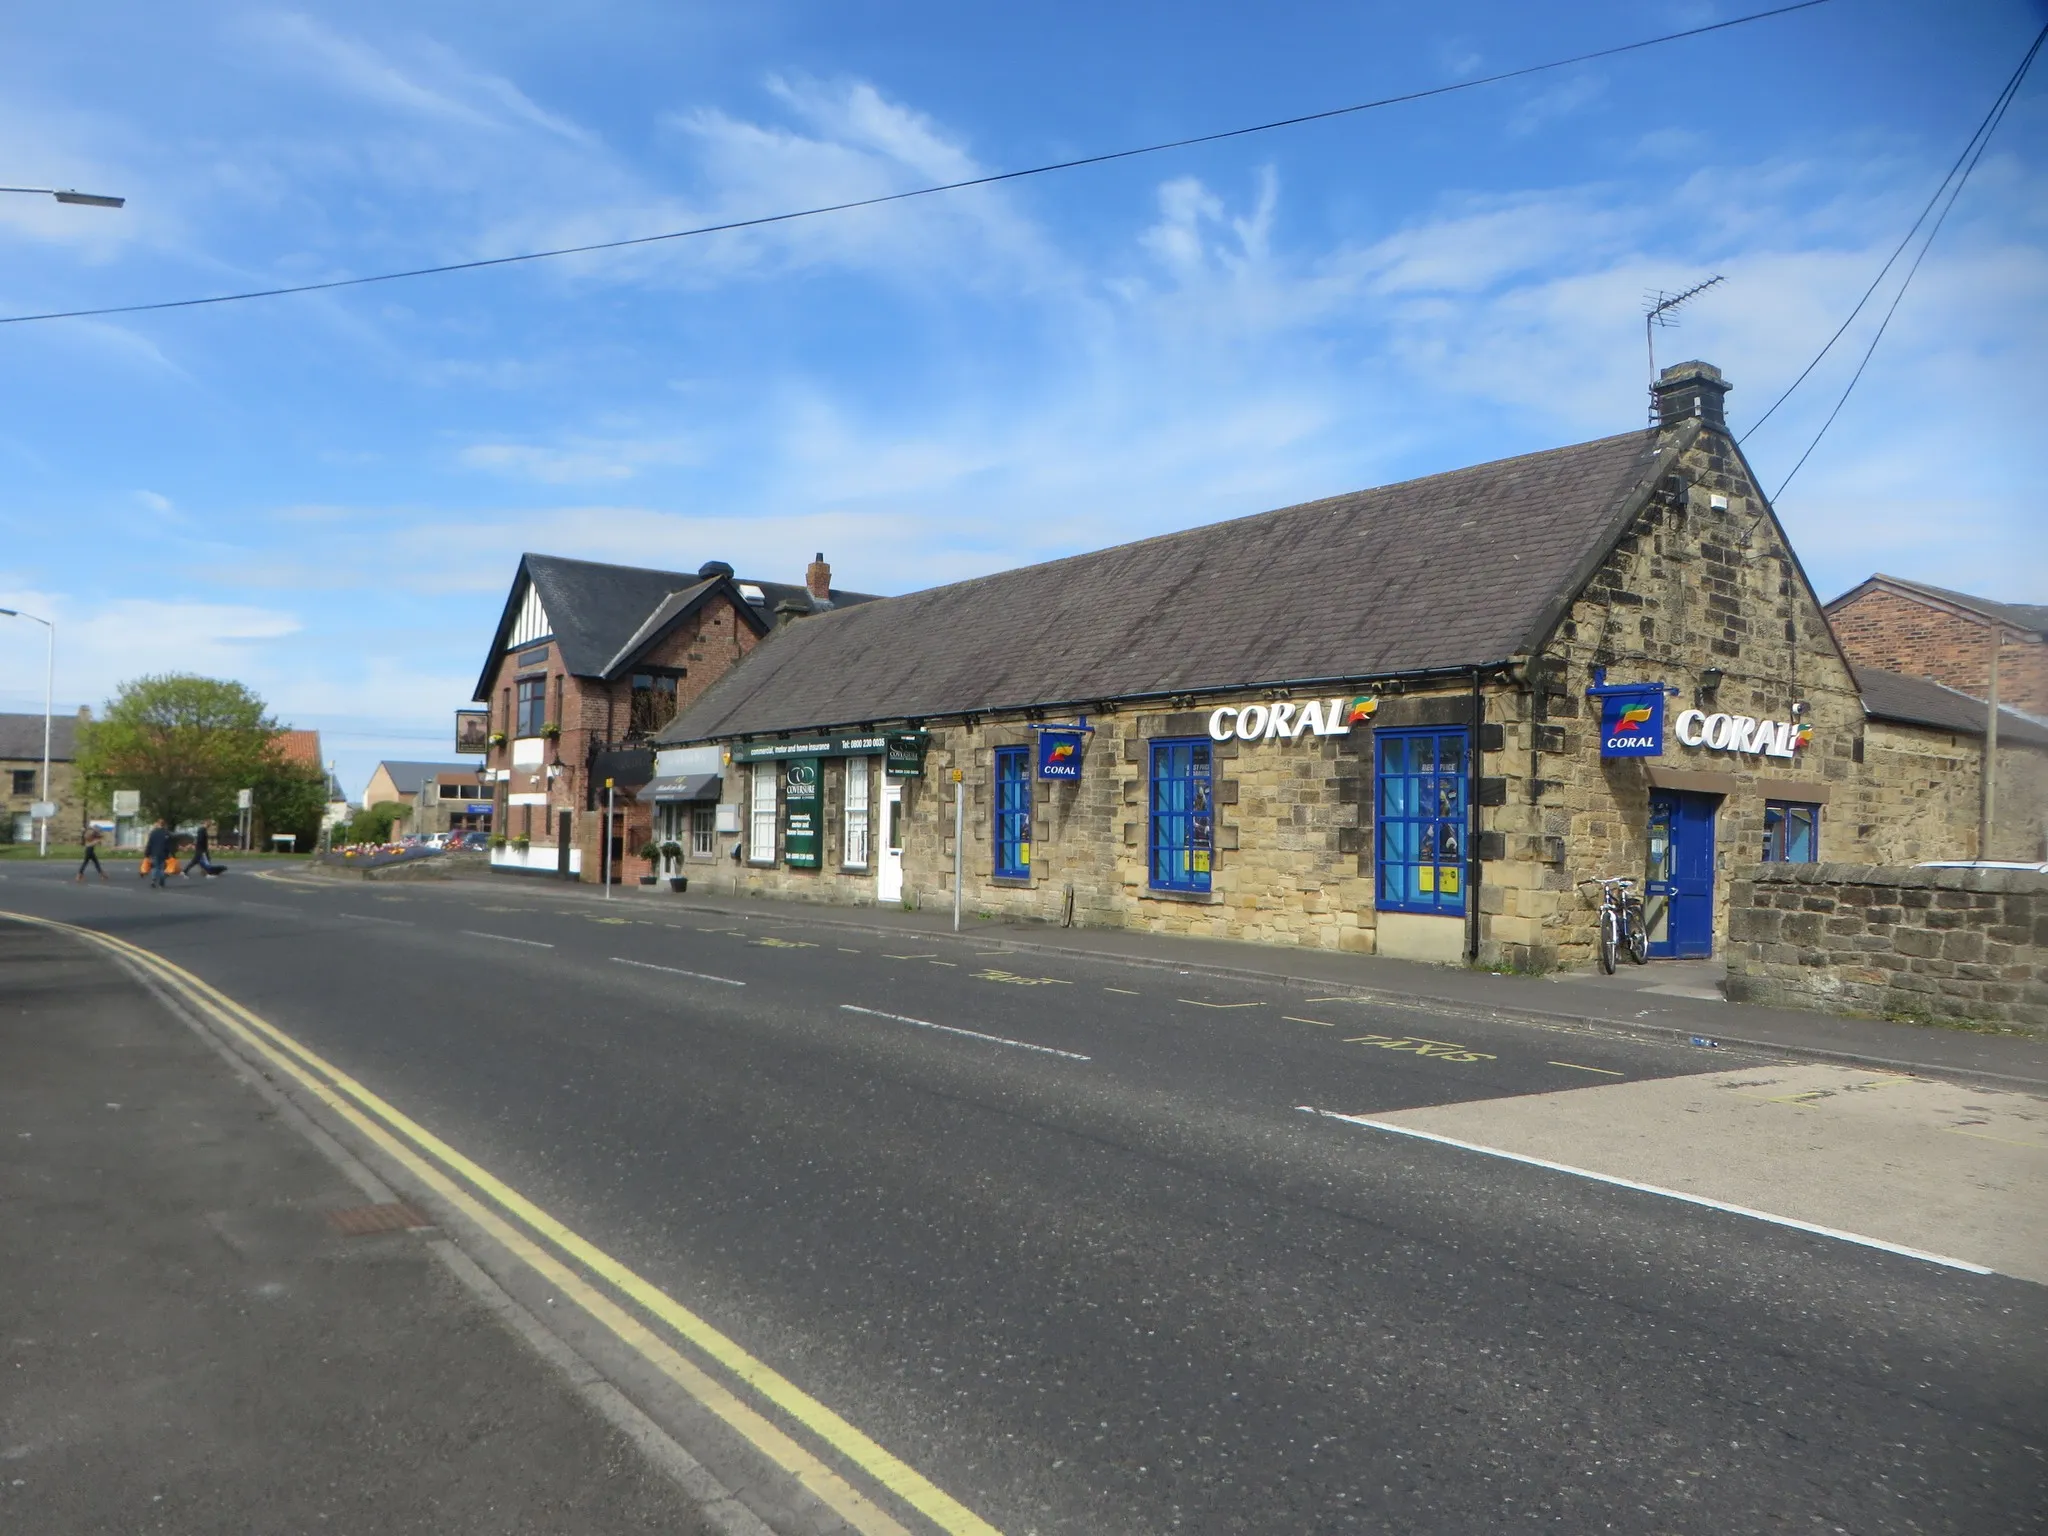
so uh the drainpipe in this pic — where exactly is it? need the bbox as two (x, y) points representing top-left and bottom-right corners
(1982, 632), (2000, 859)
(1467, 667), (1483, 965)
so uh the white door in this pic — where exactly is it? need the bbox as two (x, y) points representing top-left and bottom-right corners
(877, 779), (904, 904)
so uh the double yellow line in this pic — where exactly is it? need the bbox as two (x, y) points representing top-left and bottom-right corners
(7, 912), (1000, 1536)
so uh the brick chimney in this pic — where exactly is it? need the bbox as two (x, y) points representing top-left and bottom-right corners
(1653, 360), (1730, 430)
(805, 552), (831, 601)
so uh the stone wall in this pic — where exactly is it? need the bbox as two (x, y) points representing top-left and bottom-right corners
(1725, 863), (2046, 1031)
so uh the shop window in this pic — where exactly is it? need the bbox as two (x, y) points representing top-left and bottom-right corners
(748, 765), (778, 864)
(629, 673), (679, 737)
(1762, 800), (1819, 863)
(843, 758), (872, 869)
(1149, 738), (1213, 893)
(1376, 727), (1467, 916)
(994, 747), (1031, 879)
(690, 802), (716, 858)
(515, 676), (546, 738)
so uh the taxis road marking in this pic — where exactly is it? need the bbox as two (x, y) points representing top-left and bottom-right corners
(974, 969), (1070, 987)
(840, 1004), (1091, 1062)
(1343, 1032), (1496, 1063)
(1, 912), (1002, 1536)
(1297, 1104), (1992, 1276)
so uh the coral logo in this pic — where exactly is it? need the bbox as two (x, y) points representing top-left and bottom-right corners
(1344, 696), (1378, 726)
(1612, 704), (1654, 732)
(1048, 741), (1075, 763)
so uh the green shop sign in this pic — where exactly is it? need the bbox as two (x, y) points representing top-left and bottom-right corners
(781, 758), (821, 869)
(734, 730), (928, 778)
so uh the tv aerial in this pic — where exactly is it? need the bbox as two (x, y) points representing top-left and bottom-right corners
(1644, 274), (1725, 418)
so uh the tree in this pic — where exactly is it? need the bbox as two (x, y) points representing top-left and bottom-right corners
(78, 675), (290, 829)
(253, 758), (331, 852)
(343, 802), (407, 846)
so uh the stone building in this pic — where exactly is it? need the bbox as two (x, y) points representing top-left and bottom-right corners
(470, 552), (874, 883)
(0, 708), (85, 844)
(1827, 574), (2047, 716)
(656, 362), (2048, 969)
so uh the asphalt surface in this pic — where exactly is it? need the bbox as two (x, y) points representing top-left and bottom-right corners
(0, 916), (720, 1535)
(3, 859), (2043, 1534)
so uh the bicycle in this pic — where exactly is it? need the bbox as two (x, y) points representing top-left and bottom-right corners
(1579, 875), (1649, 974)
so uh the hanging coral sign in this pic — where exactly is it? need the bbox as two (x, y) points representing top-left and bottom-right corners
(1598, 689), (1666, 757)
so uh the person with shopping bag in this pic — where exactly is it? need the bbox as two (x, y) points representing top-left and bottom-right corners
(142, 818), (174, 889)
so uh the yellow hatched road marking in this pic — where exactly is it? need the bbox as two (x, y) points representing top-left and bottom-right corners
(4, 912), (1001, 1536)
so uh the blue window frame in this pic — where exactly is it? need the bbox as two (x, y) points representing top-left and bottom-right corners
(1149, 738), (1214, 893)
(1375, 727), (1467, 915)
(1761, 800), (1819, 862)
(994, 746), (1032, 879)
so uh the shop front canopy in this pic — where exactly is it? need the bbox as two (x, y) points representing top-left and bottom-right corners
(636, 772), (721, 804)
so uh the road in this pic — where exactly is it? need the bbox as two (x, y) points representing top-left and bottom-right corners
(3, 859), (2042, 1534)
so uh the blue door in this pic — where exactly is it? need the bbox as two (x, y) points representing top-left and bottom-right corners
(1646, 790), (1716, 958)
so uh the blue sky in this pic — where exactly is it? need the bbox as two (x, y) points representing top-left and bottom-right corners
(2, 0), (2043, 797)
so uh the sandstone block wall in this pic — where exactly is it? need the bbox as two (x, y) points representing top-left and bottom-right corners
(1725, 863), (2046, 1031)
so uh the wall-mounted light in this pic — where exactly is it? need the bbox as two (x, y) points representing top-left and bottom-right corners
(1698, 667), (1724, 694)
(1790, 700), (1808, 717)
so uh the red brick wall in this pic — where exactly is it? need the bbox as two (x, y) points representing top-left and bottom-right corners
(1828, 586), (2048, 715)
(481, 592), (765, 882)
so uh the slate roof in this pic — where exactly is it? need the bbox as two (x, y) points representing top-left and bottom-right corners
(0, 712), (79, 760)
(472, 553), (880, 700)
(658, 428), (1686, 744)
(1830, 575), (2048, 636)
(1856, 667), (2048, 749)
(375, 761), (487, 797)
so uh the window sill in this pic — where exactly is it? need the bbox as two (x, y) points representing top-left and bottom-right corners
(1374, 904), (1466, 919)
(990, 875), (1032, 888)
(1142, 887), (1217, 904)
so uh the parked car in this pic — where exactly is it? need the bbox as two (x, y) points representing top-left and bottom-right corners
(452, 831), (490, 851)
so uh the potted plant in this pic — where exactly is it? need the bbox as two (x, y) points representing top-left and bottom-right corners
(513, 835), (530, 854)
(637, 839), (661, 885)
(489, 833), (508, 852)
(487, 730), (506, 748)
(660, 840), (687, 892)
(539, 722), (561, 741)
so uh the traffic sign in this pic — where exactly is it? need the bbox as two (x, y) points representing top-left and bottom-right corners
(28, 800), (56, 819)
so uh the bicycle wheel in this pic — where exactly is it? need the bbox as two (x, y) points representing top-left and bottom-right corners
(1598, 908), (1618, 974)
(1627, 910), (1649, 965)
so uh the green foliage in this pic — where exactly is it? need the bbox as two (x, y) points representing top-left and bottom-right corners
(79, 675), (286, 829)
(343, 802), (407, 846)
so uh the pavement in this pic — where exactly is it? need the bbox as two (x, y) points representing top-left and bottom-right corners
(2, 857), (2043, 1534)
(0, 918), (726, 1535)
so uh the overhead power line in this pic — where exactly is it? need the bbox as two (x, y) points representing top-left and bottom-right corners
(1765, 21), (2044, 500)
(0, 0), (1832, 327)
(1743, 20), (2048, 446)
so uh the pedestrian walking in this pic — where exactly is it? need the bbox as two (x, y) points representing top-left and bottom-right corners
(143, 818), (173, 890)
(76, 826), (109, 883)
(190, 823), (223, 878)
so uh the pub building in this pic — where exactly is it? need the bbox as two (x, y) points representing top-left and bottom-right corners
(655, 362), (2048, 969)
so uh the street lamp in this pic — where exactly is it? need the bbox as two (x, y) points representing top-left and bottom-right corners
(0, 609), (55, 856)
(0, 186), (126, 208)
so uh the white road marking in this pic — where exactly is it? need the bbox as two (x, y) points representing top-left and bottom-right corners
(1298, 1107), (1993, 1275)
(840, 1005), (1091, 1062)
(335, 911), (404, 925)
(462, 930), (554, 948)
(611, 957), (745, 987)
